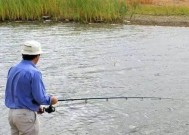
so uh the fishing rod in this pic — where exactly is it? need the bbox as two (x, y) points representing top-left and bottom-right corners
(57, 96), (174, 102)
(44, 96), (177, 113)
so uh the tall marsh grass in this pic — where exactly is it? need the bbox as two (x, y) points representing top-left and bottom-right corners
(133, 4), (189, 16)
(0, 0), (189, 22)
(0, 0), (127, 22)
(126, 0), (189, 17)
(127, 0), (154, 5)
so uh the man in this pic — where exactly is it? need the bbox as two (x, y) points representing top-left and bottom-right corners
(5, 40), (58, 135)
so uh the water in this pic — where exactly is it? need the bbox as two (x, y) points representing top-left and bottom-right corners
(1, 23), (189, 135)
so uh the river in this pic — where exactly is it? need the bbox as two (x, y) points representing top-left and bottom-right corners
(0, 23), (189, 135)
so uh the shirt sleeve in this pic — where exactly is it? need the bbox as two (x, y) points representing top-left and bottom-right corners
(31, 71), (51, 105)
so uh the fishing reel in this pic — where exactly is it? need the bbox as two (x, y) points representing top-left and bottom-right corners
(44, 105), (56, 113)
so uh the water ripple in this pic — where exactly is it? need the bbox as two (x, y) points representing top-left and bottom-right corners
(1, 24), (189, 134)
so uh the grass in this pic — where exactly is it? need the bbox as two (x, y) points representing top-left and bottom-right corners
(126, 0), (189, 18)
(130, 4), (189, 16)
(0, 0), (127, 22)
(127, 0), (153, 5)
(0, 0), (189, 23)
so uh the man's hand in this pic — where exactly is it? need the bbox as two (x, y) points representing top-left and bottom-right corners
(37, 106), (45, 114)
(51, 96), (58, 105)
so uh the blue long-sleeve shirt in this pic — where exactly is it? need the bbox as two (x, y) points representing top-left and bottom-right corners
(5, 60), (51, 111)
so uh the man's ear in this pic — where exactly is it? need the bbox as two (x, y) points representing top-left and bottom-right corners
(33, 55), (40, 64)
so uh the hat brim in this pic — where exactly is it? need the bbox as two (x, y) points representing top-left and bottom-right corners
(21, 50), (43, 55)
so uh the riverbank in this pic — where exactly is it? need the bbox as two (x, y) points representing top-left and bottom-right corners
(1, 0), (189, 27)
(125, 0), (189, 27)
(125, 15), (189, 27)
(2, 15), (189, 27)
(124, 0), (189, 27)
(9, 15), (189, 27)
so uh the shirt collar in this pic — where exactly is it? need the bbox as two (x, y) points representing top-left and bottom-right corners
(21, 60), (36, 68)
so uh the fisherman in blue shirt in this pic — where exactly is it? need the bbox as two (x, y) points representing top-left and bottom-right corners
(5, 40), (58, 135)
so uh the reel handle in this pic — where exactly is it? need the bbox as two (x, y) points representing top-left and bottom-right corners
(44, 105), (55, 113)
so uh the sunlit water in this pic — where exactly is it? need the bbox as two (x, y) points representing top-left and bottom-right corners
(0, 23), (189, 135)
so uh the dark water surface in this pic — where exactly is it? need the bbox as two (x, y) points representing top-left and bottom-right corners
(1, 23), (189, 135)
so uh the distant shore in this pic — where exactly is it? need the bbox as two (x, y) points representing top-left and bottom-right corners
(1, 0), (189, 27)
(125, 0), (189, 27)
(124, 15), (189, 27)
(1, 15), (189, 27)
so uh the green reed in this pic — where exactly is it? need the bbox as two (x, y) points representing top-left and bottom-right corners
(0, 0), (127, 22)
(133, 5), (189, 16)
(125, 1), (189, 17)
(1, 0), (189, 23)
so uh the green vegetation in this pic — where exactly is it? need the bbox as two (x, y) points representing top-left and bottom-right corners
(132, 5), (189, 16)
(0, 0), (189, 23)
(0, 0), (127, 22)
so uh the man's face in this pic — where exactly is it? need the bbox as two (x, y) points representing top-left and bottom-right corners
(34, 55), (40, 65)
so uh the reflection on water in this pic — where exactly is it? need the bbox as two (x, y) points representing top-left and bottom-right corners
(1, 23), (189, 134)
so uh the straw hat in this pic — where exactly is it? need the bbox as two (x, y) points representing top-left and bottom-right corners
(21, 40), (43, 55)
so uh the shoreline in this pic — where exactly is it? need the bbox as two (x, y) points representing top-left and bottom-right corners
(1, 0), (189, 27)
(124, 15), (189, 27)
(1, 15), (189, 27)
